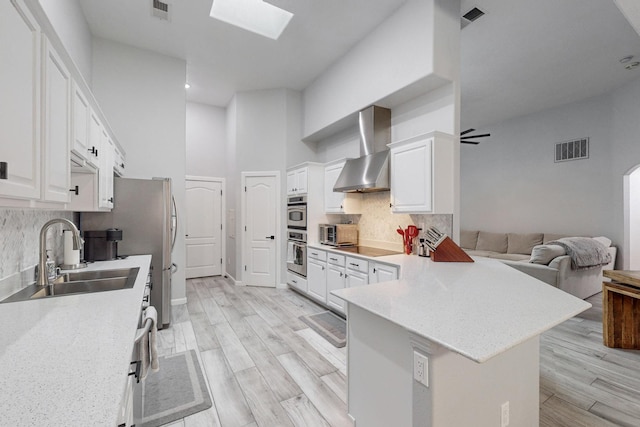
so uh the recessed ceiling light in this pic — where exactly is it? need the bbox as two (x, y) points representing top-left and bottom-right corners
(185, 83), (191, 89)
(209, 0), (293, 40)
(625, 62), (640, 70)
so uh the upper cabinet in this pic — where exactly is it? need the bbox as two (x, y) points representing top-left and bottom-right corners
(0, 0), (41, 200)
(0, 0), (124, 210)
(388, 131), (454, 214)
(323, 160), (361, 214)
(71, 82), (98, 170)
(287, 166), (308, 195)
(42, 36), (71, 204)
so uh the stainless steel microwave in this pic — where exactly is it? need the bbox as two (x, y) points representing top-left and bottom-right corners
(319, 224), (358, 247)
(287, 195), (307, 229)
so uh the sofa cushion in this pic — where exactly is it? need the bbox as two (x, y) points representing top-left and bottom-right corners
(460, 230), (479, 250)
(543, 233), (569, 244)
(489, 253), (531, 262)
(464, 249), (496, 258)
(507, 233), (544, 255)
(476, 231), (508, 253)
(530, 244), (566, 265)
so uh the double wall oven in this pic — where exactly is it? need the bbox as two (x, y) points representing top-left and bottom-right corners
(287, 195), (307, 278)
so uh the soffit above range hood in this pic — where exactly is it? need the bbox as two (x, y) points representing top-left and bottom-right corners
(333, 105), (391, 193)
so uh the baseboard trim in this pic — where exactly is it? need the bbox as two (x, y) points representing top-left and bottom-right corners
(276, 282), (288, 289)
(171, 297), (187, 305)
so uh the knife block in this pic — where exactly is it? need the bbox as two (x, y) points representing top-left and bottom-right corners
(430, 236), (474, 262)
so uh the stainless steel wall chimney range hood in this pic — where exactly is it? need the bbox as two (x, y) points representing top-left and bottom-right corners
(333, 106), (391, 193)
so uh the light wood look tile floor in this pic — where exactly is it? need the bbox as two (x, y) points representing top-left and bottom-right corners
(159, 278), (640, 427)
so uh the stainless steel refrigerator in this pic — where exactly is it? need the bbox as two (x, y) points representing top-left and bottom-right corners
(80, 177), (177, 328)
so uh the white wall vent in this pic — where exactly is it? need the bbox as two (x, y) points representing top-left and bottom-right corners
(151, 0), (170, 21)
(555, 138), (589, 163)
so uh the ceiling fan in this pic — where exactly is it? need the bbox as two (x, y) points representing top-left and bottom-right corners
(460, 128), (491, 145)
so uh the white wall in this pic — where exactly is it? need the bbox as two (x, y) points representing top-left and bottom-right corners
(186, 102), (226, 177)
(302, 0), (459, 140)
(39, 0), (93, 84)
(226, 89), (303, 284)
(612, 75), (640, 268)
(91, 38), (188, 301)
(461, 92), (614, 239)
(225, 97), (238, 279)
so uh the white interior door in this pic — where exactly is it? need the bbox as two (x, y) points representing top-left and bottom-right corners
(243, 173), (279, 287)
(185, 178), (223, 278)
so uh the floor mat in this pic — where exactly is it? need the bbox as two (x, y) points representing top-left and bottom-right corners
(299, 311), (346, 348)
(139, 349), (212, 427)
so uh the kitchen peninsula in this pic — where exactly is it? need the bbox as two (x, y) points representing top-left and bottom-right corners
(333, 255), (590, 426)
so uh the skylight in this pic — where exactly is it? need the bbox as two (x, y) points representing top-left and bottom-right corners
(209, 0), (293, 40)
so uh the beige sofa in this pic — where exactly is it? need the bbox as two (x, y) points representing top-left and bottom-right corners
(461, 230), (616, 299)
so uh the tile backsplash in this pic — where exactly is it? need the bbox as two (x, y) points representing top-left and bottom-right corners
(328, 192), (452, 251)
(0, 209), (73, 282)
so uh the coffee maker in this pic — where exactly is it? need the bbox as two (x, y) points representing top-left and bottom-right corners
(83, 229), (123, 261)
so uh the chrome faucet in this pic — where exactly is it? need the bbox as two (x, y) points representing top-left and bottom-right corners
(37, 219), (83, 286)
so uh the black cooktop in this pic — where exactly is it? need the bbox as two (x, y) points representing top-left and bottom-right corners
(335, 246), (402, 257)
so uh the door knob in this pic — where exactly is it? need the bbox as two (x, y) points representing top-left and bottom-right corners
(265, 235), (275, 240)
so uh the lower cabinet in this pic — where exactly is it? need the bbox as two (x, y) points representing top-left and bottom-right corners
(301, 248), (399, 315)
(369, 262), (399, 284)
(286, 271), (307, 293)
(307, 258), (327, 303)
(326, 253), (347, 312)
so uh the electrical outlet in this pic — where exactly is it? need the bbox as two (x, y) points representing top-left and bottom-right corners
(413, 351), (429, 387)
(501, 401), (509, 427)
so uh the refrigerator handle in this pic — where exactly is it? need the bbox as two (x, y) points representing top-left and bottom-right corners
(171, 195), (178, 251)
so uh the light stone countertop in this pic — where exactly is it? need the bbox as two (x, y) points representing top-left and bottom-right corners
(0, 255), (151, 427)
(332, 254), (591, 363)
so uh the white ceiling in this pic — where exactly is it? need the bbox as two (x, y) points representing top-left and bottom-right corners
(79, 0), (640, 129)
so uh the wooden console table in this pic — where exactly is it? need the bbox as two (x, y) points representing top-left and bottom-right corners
(602, 270), (640, 348)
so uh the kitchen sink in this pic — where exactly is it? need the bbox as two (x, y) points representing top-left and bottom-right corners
(0, 267), (139, 303)
(55, 268), (138, 283)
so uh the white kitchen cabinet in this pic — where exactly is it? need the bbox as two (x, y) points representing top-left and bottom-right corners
(388, 131), (455, 214)
(41, 36), (71, 204)
(346, 269), (368, 288)
(287, 271), (307, 293)
(324, 160), (362, 214)
(307, 257), (327, 303)
(0, 0), (41, 200)
(98, 132), (114, 209)
(326, 254), (346, 313)
(113, 145), (125, 177)
(369, 262), (399, 284)
(71, 82), (90, 161)
(287, 166), (308, 195)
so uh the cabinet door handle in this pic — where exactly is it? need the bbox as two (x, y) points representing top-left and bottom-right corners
(373, 268), (377, 273)
(311, 252), (318, 256)
(329, 257), (337, 261)
(339, 272), (343, 277)
(349, 263), (360, 267)
(322, 266), (325, 270)
(265, 235), (275, 240)
(0, 162), (8, 179)
(69, 186), (79, 195)
(292, 279), (297, 284)
(108, 197), (114, 203)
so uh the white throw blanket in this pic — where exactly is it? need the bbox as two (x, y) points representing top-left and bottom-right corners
(546, 237), (611, 270)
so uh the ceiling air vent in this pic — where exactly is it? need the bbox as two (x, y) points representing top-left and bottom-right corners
(555, 138), (589, 163)
(461, 7), (485, 29)
(151, 0), (170, 21)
